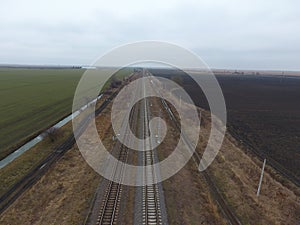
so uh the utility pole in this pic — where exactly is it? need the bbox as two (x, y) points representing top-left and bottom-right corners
(179, 95), (181, 114)
(157, 109), (161, 144)
(257, 158), (266, 197)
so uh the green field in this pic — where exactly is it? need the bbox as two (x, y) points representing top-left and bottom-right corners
(0, 67), (131, 160)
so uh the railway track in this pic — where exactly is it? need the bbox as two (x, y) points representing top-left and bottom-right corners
(93, 73), (167, 225)
(86, 79), (141, 225)
(142, 154), (163, 225)
(94, 105), (137, 225)
(96, 145), (128, 225)
(141, 91), (163, 225)
(0, 90), (119, 215)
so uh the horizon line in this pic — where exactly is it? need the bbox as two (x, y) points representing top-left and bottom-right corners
(0, 63), (300, 73)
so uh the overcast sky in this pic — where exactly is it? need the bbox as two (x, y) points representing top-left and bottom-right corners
(0, 0), (299, 70)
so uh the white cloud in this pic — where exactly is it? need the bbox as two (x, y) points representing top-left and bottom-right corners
(0, 0), (299, 70)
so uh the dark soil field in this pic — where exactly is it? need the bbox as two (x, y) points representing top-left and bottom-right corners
(151, 69), (300, 182)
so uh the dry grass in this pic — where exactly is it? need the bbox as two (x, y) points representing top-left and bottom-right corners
(0, 122), (73, 197)
(0, 146), (100, 225)
(207, 134), (300, 225)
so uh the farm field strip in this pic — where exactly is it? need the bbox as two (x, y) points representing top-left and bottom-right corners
(0, 68), (84, 159)
(0, 68), (132, 160)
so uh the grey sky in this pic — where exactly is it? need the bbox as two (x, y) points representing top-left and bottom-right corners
(0, 0), (299, 70)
